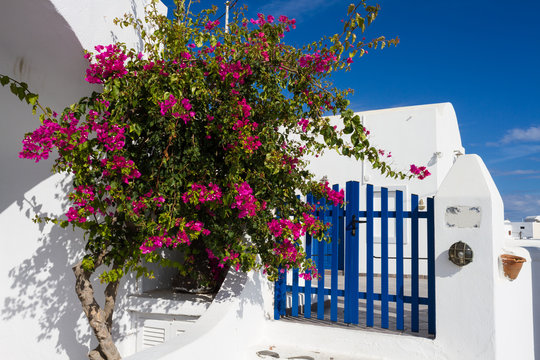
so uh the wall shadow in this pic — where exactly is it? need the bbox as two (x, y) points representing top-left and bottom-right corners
(0, 0), (92, 214)
(1, 176), (91, 358)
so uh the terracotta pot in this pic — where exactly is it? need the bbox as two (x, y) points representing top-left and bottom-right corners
(500, 254), (526, 281)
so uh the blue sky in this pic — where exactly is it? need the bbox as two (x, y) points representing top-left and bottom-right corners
(163, 0), (540, 220)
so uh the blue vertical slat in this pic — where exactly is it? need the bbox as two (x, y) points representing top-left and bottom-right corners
(344, 183), (351, 323)
(338, 206), (345, 271)
(350, 181), (360, 325)
(317, 197), (326, 320)
(331, 184), (340, 322)
(395, 190), (405, 331)
(381, 187), (389, 329)
(427, 196), (436, 335)
(292, 267), (299, 317)
(305, 193), (313, 319)
(411, 194), (419, 332)
(366, 184), (374, 327)
(280, 270), (287, 316)
(274, 267), (286, 319)
(345, 181), (360, 324)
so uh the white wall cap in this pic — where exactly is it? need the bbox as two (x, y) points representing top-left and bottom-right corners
(357, 101), (455, 117)
(436, 154), (501, 202)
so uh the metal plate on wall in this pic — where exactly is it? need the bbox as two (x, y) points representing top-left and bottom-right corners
(445, 206), (481, 228)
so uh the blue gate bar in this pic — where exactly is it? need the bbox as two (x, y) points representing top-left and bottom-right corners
(292, 267), (299, 317)
(366, 184), (374, 327)
(281, 270), (287, 316)
(338, 205), (345, 271)
(351, 183), (360, 325)
(359, 211), (429, 219)
(272, 185), (435, 336)
(395, 190), (405, 330)
(345, 181), (360, 324)
(305, 193), (314, 319)
(317, 196), (326, 320)
(344, 185), (351, 323)
(427, 196), (436, 335)
(411, 194), (419, 332)
(331, 184), (340, 322)
(285, 285), (430, 304)
(381, 187), (389, 329)
(274, 267), (286, 319)
(274, 269), (281, 320)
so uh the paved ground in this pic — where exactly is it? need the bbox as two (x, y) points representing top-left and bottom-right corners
(282, 274), (432, 339)
(247, 344), (380, 360)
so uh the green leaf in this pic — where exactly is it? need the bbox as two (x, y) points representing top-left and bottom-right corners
(82, 256), (95, 271)
(347, 4), (355, 16)
(26, 93), (38, 105)
(0, 76), (9, 86)
(351, 132), (360, 146)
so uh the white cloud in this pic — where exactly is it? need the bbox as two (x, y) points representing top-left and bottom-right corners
(501, 125), (540, 144)
(503, 193), (540, 221)
(492, 169), (540, 176)
(488, 144), (540, 163)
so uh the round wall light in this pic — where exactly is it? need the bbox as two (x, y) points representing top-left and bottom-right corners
(448, 241), (473, 266)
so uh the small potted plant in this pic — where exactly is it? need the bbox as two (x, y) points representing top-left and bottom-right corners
(500, 254), (526, 281)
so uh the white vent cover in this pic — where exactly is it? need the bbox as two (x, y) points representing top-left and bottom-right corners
(136, 314), (199, 351)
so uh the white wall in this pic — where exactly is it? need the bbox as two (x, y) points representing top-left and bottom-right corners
(308, 103), (464, 196)
(306, 103), (465, 276)
(258, 154), (536, 360)
(434, 154), (534, 360)
(0, 1), (164, 358)
(518, 243), (540, 359)
(124, 270), (274, 360)
(511, 222), (540, 239)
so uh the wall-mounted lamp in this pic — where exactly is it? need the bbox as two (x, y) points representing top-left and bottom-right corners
(448, 241), (473, 266)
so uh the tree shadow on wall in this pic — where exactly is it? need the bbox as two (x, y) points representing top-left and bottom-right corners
(2, 220), (93, 358)
(0, 175), (140, 358)
(1, 175), (91, 358)
(1, 174), (154, 358)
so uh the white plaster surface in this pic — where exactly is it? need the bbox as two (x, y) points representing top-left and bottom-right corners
(434, 154), (534, 360)
(125, 269), (274, 360)
(510, 221), (540, 239)
(307, 103), (465, 277)
(136, 155), (536, 360)
(307, 102), (464, 197)
(2, 2), (538, 359)
(517, 242), (540, 360)
(0, 1), (165, 358)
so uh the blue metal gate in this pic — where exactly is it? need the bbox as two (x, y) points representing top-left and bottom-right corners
(274, 182), (436, 336)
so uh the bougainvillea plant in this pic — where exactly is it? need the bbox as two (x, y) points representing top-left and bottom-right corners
(1, 1), (428, 359)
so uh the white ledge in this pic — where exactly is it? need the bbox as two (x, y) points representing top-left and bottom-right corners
(126, 289), (214, 316)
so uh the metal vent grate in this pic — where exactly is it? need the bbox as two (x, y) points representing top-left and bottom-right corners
(142, 325), (166, 348)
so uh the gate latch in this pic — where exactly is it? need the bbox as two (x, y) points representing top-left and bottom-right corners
(350, 214), (366, 236)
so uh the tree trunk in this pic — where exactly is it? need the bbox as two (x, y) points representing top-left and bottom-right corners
(73, 261), (122, 360)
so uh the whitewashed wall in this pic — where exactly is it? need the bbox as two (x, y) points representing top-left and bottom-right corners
(511, 221), (540, 239)
(434, 154), (534, 359)
(130, 155), (536, 360)
(0, 1), (165, 358)
(306, 103), (465, 275)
